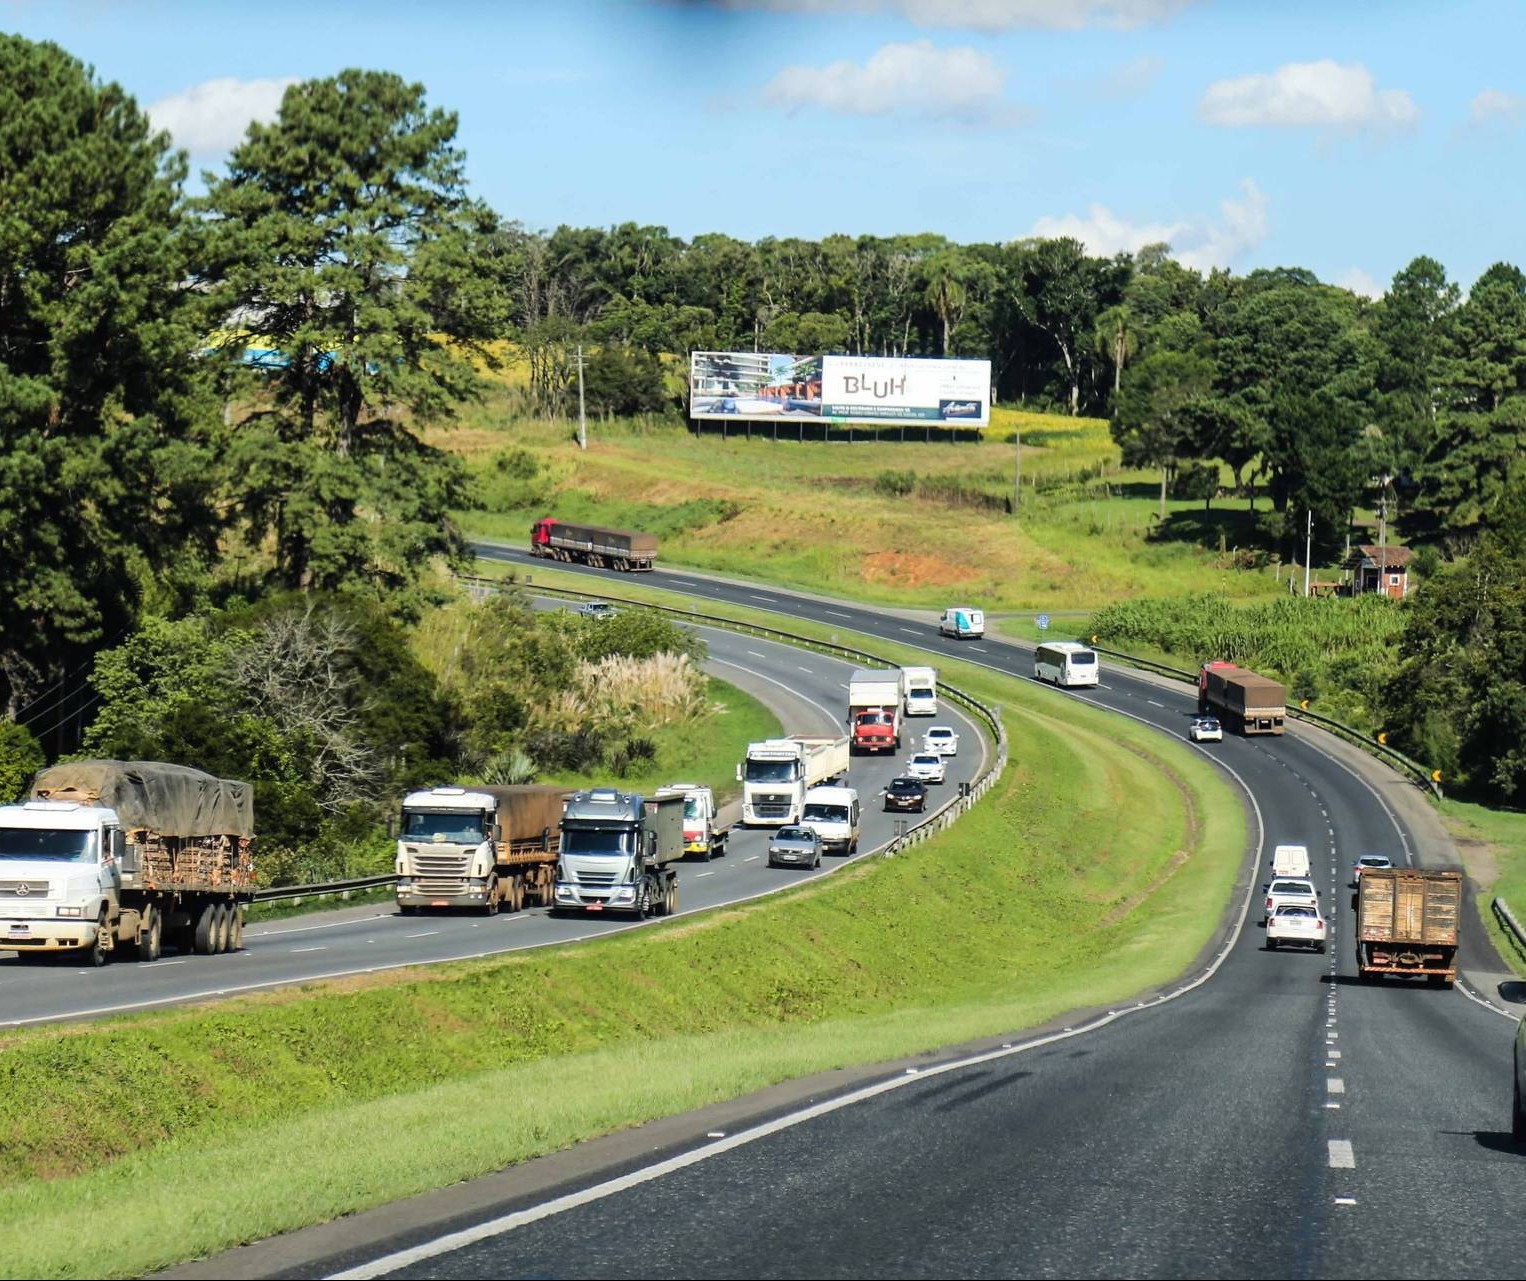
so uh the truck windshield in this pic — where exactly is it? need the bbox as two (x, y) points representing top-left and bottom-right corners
(561, 828), (634, 857)
(802, 804), (847, 823)
(0, 828), (97, 862)
(401, 811), (487, 844)
(745, 760), (798, 783)
(683, 797), (704, 819)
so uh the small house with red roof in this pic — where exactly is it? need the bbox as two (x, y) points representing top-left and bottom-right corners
(1342, 544), (1412, 599)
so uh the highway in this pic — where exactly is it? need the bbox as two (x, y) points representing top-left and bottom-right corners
(0, 623), (985, 1027)
(271, 544), (1525, 1281)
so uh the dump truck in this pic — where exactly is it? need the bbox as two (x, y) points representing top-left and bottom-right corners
(529, 517), (657, 572)
(738, 734), (851, 826)
(665, 782), (731, 860)
(0, 760), (255, 965)
(1198, 661), (1286, 735)
(396, 784), (568, 914)
(848, 668), (906, 754)
(553, 787), (684, 917)
(1355, 867), (1462, 987)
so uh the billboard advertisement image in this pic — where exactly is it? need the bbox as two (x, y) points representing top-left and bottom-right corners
(690, 351), (991, 427)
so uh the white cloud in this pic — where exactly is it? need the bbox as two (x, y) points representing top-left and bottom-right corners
(146, 76), (299, 156)
(1029, 179), (1269, 272)
(1198, 61), (1418, 132)
(763, 40), (1015, 122)
(1468, 88), (1526, 130)
(714, 0), (1199, 30)
(1336, 267), (1383, 299)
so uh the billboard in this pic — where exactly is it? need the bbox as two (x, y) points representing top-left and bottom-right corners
(690, 351), (991, 427)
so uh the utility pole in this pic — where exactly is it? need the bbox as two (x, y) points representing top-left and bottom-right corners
(1303, 508), (1312, 598)
(576, 344), (588, 451)
(1013, 422), (1021, 513)
(1377, 473), (1389, 597)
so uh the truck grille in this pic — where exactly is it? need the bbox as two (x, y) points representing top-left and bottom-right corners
(415, 879), (469, 895)
(753, 794), (793, 818)
(409, 851), (472, 878)
(572, 869), (619, 886)
(0, 880), (50, 897)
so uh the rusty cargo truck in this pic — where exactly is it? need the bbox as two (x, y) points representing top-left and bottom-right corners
(1355, 867), (1462, 987)
(0, 760), (254, 965)
(1198, 661), (1286, 735)
(529, 517), (657, 572)
(396, 784), (568, 914)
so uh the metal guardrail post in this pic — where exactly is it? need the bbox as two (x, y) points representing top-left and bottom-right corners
(1494, 896), (1526, 957)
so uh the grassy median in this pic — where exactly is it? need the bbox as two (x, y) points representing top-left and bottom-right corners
(0, 623), (1246, 1279)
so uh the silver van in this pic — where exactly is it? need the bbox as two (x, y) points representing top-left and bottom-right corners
(800, 785), (861, 855)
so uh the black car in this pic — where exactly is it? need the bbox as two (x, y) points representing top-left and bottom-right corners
(883, 776), (928, 813)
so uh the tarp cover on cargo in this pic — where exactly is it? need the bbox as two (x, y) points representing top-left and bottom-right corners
(476, 785), (569, 842)
(29, 760), (254, 838)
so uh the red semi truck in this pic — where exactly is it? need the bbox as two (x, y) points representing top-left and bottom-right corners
(529, 518), (657, 572)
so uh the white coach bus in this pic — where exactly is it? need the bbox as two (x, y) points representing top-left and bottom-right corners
(1034, 641), (1100, 688)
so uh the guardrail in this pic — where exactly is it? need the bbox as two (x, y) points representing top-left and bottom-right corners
(1494, 896), (1526, 960)
(1084, 641), (1442, 800)
(459, 573), (1009, 860)
(252, 874), (398, 905)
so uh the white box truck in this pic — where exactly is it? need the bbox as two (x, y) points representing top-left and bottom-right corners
(902, 666), (938, 717)
(848, 668), (905, 754)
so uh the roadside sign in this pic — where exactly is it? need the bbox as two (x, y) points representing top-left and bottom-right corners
(1037, 614), (1050, 631)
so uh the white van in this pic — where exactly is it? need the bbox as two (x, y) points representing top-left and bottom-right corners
(938, 607), (984, 639)
(902, 665), (938, 716)
(800, 786), (861, 855)
(1271, 844), (1312, 879)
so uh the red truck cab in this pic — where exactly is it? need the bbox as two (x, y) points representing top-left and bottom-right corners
(853, 709), (898, 753)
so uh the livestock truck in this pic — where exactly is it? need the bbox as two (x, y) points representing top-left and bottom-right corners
(0, 760), (254, 965)
(553, 787), (684, 917)
(529, 517), (657, 572)
(1355, 867), (1462, 987)
(848, 668), (906, 754)
(738, 735), (851, 826)
(396, 784), (568, 914)
(1198, 661), (1287, 735)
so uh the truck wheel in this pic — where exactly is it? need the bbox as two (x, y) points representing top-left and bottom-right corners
(230, 905), (245, 952)
(193, 903), (219, 955)
(134, 909), (162, 962)
(1266, 939), (1277, 951)
(482, 878), (500, 916)
(88, 911), (112, 967)
(668, 881), (678, 914)
(214, 903), (234, 953)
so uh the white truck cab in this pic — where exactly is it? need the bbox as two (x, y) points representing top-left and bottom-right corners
(0, 802), (122, 958)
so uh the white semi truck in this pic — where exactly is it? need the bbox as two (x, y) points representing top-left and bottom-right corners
(738, 734), (851, 826)
(396, 784), (568, 914)
(0, 760), (255, 965)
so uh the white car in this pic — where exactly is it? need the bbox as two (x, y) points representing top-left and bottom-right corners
(922, 726), (959, 757)
(905, 752), (947, 785)
(1263, 876), (1320, 924)
(1267, 904), (1327, 952)
(1350, 853), (1393, 886)
(1188, 716), (1223, 743)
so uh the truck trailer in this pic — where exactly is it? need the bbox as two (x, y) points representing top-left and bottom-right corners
(1355, 867), (1462, 987)
(396, 784), (568, 914)
(738, 735), (851, 826)
(553, 788), (684, 917)
(1198, 661), (1286, 735)
(529, 517), (657, 572)
(0, 760), (255, 965)
(848, 668), (906, 754)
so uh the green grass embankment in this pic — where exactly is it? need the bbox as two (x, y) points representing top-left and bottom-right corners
(0, 619), (1245, 1279)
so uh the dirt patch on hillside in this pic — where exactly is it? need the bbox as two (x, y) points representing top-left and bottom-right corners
(859, 550), (980, 589)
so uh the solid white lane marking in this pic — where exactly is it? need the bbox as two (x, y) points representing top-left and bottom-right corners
(1328, 1140), (1355, 1168)
(668, 579), (698, 587)
(249, 911), (392, 939)
(1328, 1078), (1345, 1094)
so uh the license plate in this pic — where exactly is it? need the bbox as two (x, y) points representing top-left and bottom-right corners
(587, 903), (603, 912)
(7, 924), (29, 935)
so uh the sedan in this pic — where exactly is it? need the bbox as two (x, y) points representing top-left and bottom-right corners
(922, 726), (959, 756)
(883, 776), (928, 813)
(1188, 716), (1223, 743)
(1351, 853), (1394, 886)
(767, 825), (822, 869)
(1266, 904), (1327, 952)
(905, 752), (947, 785)
(1263, 876), (1320, 924)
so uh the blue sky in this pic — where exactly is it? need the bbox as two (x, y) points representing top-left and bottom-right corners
(4, 0), (1522, 294)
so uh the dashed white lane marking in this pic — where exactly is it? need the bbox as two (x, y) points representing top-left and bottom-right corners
(1326, 1102), (1341, 1109)
(405, 931), (440, 939)
(667, 579), (698, 587)
(694, 871), (716, 878)
(746, 650), (768, 659)
(1146, 699), (1165, 708)
(1328, 1078), (1346, 1094)
(825, 610), (851, 619)
(968, 645), (988, 652)
(1334, 1197), (1357, 1206)
(899, 627), (920, 636)
(1329, 1049), (1342, 1059)
(749, 594), (776, 602)
(291, 946), (327, 953)
(743, 855), (759, 862)
(1328, 1140), (1356, 1168)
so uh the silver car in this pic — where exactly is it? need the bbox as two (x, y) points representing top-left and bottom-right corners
(905, 752), (947, 784)
(767, 825), (822, 870)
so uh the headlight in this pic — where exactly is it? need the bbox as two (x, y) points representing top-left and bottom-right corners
(614, 888), (635, 901)
(57, 906), (84, 918)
